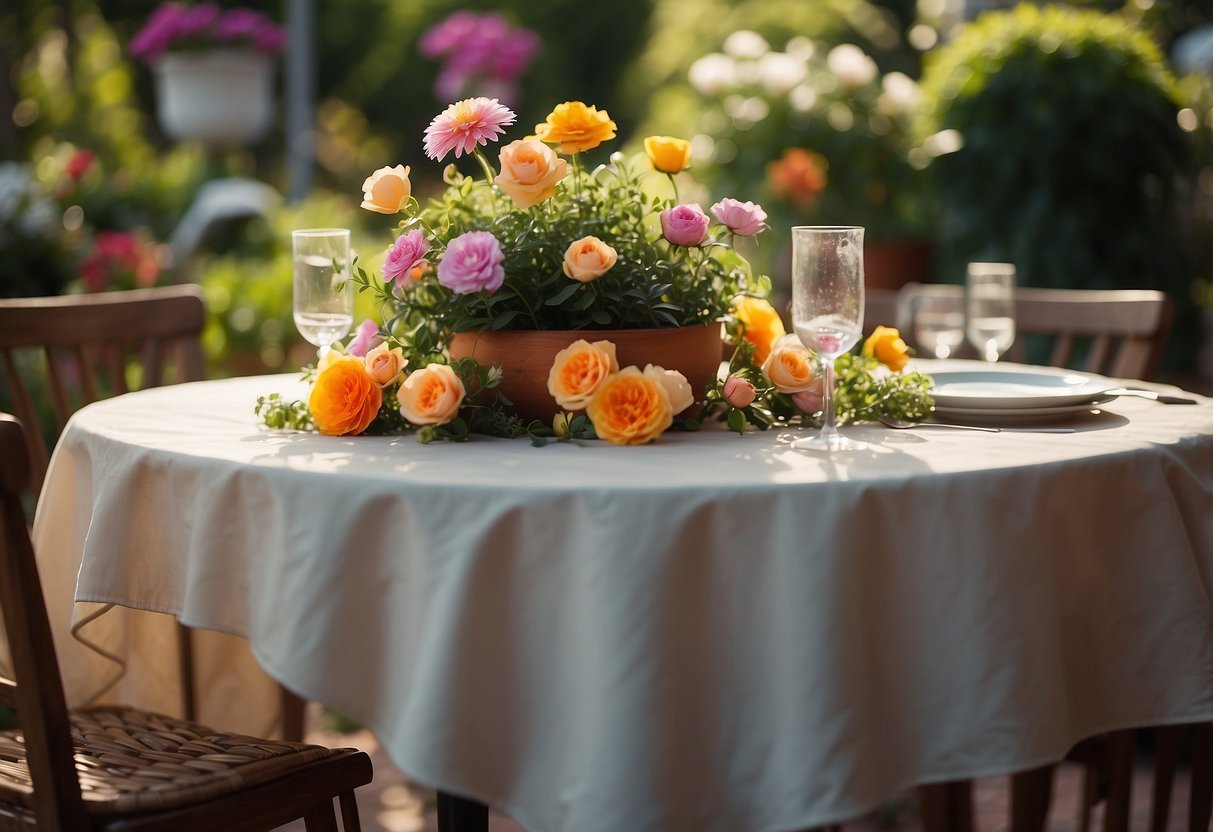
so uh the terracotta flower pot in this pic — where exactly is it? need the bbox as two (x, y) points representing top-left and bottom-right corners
(448, 325), (724, 423)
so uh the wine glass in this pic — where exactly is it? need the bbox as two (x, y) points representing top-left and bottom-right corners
(791, 226), (867, 452)
(965, 262), (1016, 362)
(913, 292), (965, 359)
(292, 228), (354, 358)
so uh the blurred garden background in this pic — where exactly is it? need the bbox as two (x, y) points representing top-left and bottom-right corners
(5, 0), (1213, 379)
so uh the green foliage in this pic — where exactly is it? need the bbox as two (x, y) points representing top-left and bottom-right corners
(916, 5), (1192, 304)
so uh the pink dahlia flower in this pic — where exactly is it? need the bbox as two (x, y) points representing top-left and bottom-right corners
(383, 230), (430, 286)
(347, 319), (384, 358)
(711, 198), (768, 236)
(660, 203), (710, 247)
(423, 98), (516, 161)
(438, 231), (505, 294)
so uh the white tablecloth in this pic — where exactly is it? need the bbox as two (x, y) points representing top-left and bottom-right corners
(24, 368), (1213, 832)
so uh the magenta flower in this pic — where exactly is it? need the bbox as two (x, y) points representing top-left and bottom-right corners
(383, 230), (430, 286)
(438, 231), (505, 295)
(660, 203), (711, 247)
(423, 98), (516, 161)
(711, 198), (768, 237)
(347, 319), (384, 358)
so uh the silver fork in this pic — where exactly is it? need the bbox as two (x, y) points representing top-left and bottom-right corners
(878, 415), (1076, 434)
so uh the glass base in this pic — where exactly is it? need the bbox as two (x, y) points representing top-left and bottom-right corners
(792, 431), (868, 452)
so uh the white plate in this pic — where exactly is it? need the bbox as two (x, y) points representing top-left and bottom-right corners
(932, 396), (1117, 426)
(929, 368), (1113, 409)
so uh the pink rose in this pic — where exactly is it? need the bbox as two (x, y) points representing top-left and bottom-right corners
(383, 230), (429, 285)
(722, 376), (757, 408)
(792, 379), (825, 416)
(438, 231), (505, 294)
(711, 198), (767, 236)
(347, 319), (383, 357)
(660, 203), (710, 247)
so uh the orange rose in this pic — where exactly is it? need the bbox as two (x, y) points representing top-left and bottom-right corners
(395, 363), (466, 426)
(534, 101), (617, 154)
(587, 366), (674, 445)
(360, 165), (412, 214)
(862, 325), (910, 372)
(762, 335), (819, 393)
(364, 342), (408, 387)
(309, 355), (383, 436)
(562, 236), (618, 283)
(495, 139), (570, 209)
(644, 364), (694, 415)
(644, 136), (692, 174)
(766, 148), (827, 208)
(732, 296), (786, 364)
(547, 339), (619, 411)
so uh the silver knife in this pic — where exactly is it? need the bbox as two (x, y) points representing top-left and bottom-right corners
(1105, 388), (1199, 405)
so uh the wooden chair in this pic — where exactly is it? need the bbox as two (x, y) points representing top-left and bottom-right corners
(0, 287), (307, 742)
(0, 412), (373, 830)
(896, 284), (1173, 379)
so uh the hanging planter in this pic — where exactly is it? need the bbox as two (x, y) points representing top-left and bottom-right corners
(154, 49), (275, 145)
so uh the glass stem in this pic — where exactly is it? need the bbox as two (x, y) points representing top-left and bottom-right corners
(820, 357), (839, 440)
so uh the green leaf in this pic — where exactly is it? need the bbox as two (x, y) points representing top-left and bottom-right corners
(727, 408), (747, 435)
(544, 283), (581, 306)
(591, 309), (612, 325)
(491, 309), (521, 330)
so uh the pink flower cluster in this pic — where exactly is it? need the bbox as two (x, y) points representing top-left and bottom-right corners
(419, 11), (540, 105)
(130, 3), (286, 65)
(78, 231), (161, 293)
(658, 199), (768, 248)
(438, 231), (505, 295)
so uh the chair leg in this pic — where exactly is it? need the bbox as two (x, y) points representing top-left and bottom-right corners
(1150, 724), (1183, 832)
(918, 780), (972, 832)
(1190, 721), (1213, 832)
(282, 686), (307, 742)
(338, 791), (362, 832)
(1011, 765), (1054, 832)
(437, 791), (489, 832)
(176, 621), (197, 722)
(1102, 729), (1135, 832)
(303, 799), (340, 832)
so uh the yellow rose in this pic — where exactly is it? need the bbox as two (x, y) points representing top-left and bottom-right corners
(562, 236), (618, 283)
(364, 342), (408, 387)
(762, 335), (819, 393)
(732, 296), (786, 364)
(587, 366), (674, 445)
(495, 139), (570, 209)
(534, 101), (617, 154)
(316, 349), (343, 373)
(644, 136), (692, 174)
(395, 363), (466, 426)
(309, 355), (383, 436)
(862, 325), (910, 372)
(644, 364), (694, 415)
(547, 339), (619, 411)
(360, 165), (412, 214)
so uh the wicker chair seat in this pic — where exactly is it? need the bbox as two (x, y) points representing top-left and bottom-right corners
(0, 705), (352, 816)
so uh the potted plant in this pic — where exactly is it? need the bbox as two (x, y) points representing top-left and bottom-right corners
(677, 31), (937, 293)
(915, 5), (1195, 347)
(130, 3), (286, 145)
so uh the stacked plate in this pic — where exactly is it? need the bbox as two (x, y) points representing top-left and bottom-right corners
(925, 363), (1116, 425)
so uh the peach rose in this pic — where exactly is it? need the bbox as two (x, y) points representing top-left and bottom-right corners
(534, 101), (617, 154)
(562, 236), (618, 283)
(862, 325), (910, 372)
(644, 135), (692, 173)
(364, 342), (408, 387)
(309, 355), (383, 436)
(722, 376), (757, 408)
(396, 363), (466, 426)
(547, 339), (619, 411)
(762, 334), (819, 393)
(587, 366), (674, 445)
(644, 364), (694, 415)
(733, 296), (786, 364)
(360, 165), (412, 214)
(495, 139), (570, 209)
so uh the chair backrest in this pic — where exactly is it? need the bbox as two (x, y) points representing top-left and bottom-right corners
(0, 285), (207, 494)
(897, 284), (1172, 379)
(0, 414), (89, 830)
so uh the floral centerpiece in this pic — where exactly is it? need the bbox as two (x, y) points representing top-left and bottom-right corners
(258, 97), (933, 445)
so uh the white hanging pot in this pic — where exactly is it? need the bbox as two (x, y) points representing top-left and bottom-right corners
(154, 49), (274, 145)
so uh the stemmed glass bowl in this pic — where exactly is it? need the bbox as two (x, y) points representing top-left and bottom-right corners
(292, 228), (353, 357)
